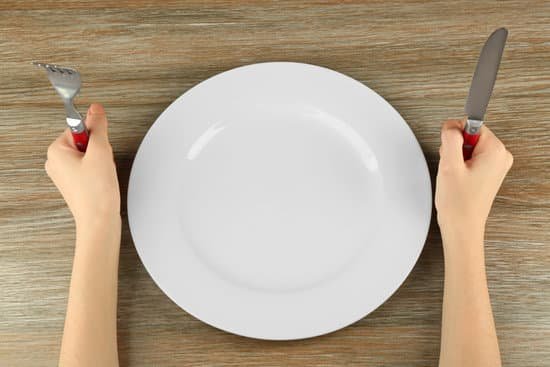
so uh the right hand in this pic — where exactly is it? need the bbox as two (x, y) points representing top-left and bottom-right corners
(435, 119), (513, 240)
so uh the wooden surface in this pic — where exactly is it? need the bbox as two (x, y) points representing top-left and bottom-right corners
(1, 1), (549, 366)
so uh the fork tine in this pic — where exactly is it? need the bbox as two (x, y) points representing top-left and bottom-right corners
(32, 61), (55, 72)
(32, 61), (47, 69)
(59, 66), (76, 74)
(32, 61), (78, 75)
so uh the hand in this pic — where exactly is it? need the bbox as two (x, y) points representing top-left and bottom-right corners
(435, 119), (513, 242)
(45, 103), (120, 228)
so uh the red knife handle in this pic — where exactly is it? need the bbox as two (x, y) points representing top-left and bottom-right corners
(72, 129), (89, 152)
(462, 130), (480, 160)
(462, 119), (483, 160)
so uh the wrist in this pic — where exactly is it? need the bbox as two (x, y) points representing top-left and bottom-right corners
(74, 202), (120, 229)
(440, 224), (485, 264)
(75, 212), (121, 246)
(438, 213), (486, 238)
(443, 239), (487, 280)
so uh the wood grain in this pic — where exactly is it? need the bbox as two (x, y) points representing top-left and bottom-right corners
(1, 1), (549, 366)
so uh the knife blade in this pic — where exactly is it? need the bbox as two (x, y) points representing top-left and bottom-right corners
(463, 28), (508, 160)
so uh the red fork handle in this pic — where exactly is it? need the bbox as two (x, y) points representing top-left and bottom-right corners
(462, 130), (480, 160)
(72, 129), (89, 152)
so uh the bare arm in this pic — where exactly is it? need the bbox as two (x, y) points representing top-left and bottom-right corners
(436, 120), (513, 367)
(440, 230), (500, 367)
(46, 104), (120, 367)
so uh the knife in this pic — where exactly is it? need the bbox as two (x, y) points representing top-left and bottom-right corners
(463, 28), (508, 160)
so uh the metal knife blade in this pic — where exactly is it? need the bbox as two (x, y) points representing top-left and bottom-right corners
(464, 28), (508, 120)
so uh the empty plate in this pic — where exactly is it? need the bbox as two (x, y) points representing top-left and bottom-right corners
(128, 62), (432, 340)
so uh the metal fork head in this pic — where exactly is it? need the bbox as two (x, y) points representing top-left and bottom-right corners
(32, 61), (82, 101)
(33, 61), (84, 126)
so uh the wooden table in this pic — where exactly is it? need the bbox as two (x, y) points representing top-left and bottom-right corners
(2, 1), (549, 366)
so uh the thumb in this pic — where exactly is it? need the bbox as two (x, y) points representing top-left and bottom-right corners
(85, 103), (110, 149)
(439, 119), (465, 168)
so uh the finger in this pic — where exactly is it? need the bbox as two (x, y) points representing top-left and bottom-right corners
(46, 129), (82, 170)
(85, 103), (110, 149)
(439, 119), (465, 168)
(468, 125), (505, 166)
(62, 128), (78, 150)
(470, 124), (498, 156)
(49, 129), (81, 155)
(469, 125), (512, 171)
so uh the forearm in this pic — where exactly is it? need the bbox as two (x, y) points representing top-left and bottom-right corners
(59, 214), (121, 367)
(439, 229), (501, 367)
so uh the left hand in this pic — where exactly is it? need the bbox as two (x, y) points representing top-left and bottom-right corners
(45, 103), (120, 228)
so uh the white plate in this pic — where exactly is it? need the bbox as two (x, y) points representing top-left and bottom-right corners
(128, 62), (432, 340)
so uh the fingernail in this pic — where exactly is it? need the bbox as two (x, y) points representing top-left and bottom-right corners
(88, 103), (105, 115)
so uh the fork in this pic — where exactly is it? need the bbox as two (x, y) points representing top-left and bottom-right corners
(33, 62), (89, 152)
